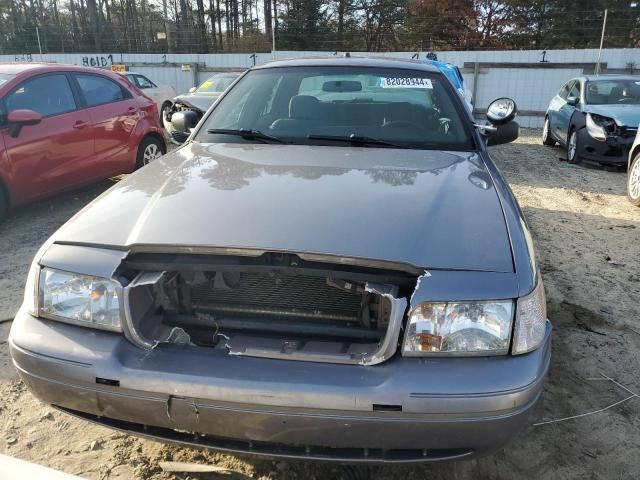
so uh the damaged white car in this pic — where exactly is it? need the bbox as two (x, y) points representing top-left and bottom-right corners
(10, 57), (550, 463)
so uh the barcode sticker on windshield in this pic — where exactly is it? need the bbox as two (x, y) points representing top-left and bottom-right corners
(379, 77), (433, 89)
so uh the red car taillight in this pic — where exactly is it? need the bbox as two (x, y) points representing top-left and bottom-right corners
(148, 98), (158, 116)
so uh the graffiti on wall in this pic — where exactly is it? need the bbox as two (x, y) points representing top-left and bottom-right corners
(82, 54), (114, 67)
(14, 54), (33, 62)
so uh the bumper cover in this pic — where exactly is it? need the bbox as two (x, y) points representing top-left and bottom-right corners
(9, 310), (551, 463)
(577, 128), (634, 165)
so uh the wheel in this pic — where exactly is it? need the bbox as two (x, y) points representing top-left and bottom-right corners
(136, 136), (165, 169)
(628, 153), (640, 206)
(542, 117), (556, 146)
(161, 102), (173, 131)
(567, 129), (579, 164)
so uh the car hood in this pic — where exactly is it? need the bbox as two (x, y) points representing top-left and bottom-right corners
(53, 143), (514, 273)
(584, 104), (640, 127)
(174, 93), (220, 112)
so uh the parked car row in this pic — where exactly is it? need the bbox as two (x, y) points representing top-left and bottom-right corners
(543, 74), (640, 205)
(9, 55), (552, 463)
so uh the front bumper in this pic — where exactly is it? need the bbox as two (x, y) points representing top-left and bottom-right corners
(577, 128), (635, 165)
(9, 309), (551, 463)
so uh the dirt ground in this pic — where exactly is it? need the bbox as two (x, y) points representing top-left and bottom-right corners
(1, 129), (639, 479)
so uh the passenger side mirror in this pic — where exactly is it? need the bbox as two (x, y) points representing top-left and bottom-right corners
(189, 87), (197, 93)
(566, 96), (579, 106)
(7, 109), (42, 138)
(171, 110), (199, 133)
(486, 121), (520, 146)
(486, 98), (517, 125)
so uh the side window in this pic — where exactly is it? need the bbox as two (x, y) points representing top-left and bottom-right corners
(558, 81), (574, 100)
(568, 81), (581, 101)
(75, 74), (130, 106)
(134, 75), (156, 89)
(5, 74), (76, 117)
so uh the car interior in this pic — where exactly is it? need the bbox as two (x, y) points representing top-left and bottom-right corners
(586, 81), (640, 104)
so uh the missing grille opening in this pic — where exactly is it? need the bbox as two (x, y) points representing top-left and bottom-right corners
(124, 255), (412, 365)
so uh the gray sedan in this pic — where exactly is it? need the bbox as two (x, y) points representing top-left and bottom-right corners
(10, 57), (550, 463)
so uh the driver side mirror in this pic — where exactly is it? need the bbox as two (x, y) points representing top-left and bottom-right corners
(566, 96), (579, 106)
(7, 109), (42, 138)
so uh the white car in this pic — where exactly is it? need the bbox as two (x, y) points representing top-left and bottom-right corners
(124, 72), (176, 125)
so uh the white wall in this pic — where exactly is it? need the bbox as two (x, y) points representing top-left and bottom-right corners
(3, 48), (640, 127)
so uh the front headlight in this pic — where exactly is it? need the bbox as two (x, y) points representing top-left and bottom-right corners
(512, 279), (547, 354)
(38, 267), (122, 331)
(586, 113), (615, 142)
(402, 300), (513, 356)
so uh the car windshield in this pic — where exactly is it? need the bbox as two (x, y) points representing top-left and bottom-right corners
(196, 66), (474, 150)
(585, 79), (640, 105)
(196, 74), (239, 93)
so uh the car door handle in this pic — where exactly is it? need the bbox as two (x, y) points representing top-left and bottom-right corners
(73, 121), (89, 129)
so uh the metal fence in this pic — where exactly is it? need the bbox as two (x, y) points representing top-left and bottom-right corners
(3, 48), (640, 128)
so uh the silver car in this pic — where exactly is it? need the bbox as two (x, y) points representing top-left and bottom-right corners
(10, 57), (550, 463)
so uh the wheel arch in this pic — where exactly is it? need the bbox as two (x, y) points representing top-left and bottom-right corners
(569, 110), (586, 137)
(142, 132), (167, 154)
(630, 144), (640, 169)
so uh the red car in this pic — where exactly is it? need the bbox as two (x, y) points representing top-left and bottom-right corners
(0, 63), (167, 219)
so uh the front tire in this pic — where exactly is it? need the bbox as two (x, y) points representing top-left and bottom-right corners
(567, 129), (579, 164)
(161, 102), (173, 131)
(628, 153), (640, 206)
(542, 117), (556, 146)
(136, 136), (165, 169)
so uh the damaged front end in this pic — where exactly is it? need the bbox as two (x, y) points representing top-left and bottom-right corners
(120, 252), (414, 365)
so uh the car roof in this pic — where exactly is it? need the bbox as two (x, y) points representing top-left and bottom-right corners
(206, 71), (243, 77)
(254, 56), (441, 73)
(0, 62), (126, 81)
(580, 75), (640, 82)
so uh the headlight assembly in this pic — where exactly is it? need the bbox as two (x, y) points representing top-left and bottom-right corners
(402, 300), (514, 356)
(586, 113), (615, 142)
(38, 267), (123, 331)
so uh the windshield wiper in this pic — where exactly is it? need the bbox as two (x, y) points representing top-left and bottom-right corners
(307, 134), (410, 149)
(207, 128), (286, 144)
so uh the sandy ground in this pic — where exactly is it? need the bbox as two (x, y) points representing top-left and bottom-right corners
(1, 130), (639, 479)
